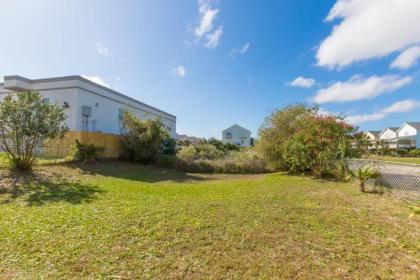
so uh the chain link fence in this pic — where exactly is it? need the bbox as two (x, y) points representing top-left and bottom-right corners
(347, 159), (420, 203)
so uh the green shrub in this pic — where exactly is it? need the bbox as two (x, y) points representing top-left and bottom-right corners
(178, 146), (198, 160)
(409, 149), (420, 157)
(120, 110), (171, 165)
(177, 143), (225, 161)
(196, 144), (225, 160)
(161, 138), (177, 155)
(72, 140), (104, 163)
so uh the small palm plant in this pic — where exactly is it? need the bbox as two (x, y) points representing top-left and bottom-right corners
(348, 166), (379, 192)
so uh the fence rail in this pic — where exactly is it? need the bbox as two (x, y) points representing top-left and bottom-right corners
(347, 159), (420, 203)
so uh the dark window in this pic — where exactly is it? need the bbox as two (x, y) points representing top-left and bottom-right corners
(82, 116), (89, 131)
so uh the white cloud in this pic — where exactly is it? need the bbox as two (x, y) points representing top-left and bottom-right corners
(317, 0), (420, 68)
(390, 45), (420, 70)
(381, 99), (420, 114)
(288, 76), (316, 89)
(313, 75), (411, 104)
(230, 42), (251, 57)
(194, 0), (223, 49)
(195, 0), (219, 37)
(205, 25), (223, 49)
(171, 65), (187, 78)
(82, 75), (110, 87)
(345, 113), (385, 125)
(94, 42), (111, 57)
(345, 99), (420, 124)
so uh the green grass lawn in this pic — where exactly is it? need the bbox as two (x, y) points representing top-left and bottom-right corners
(0, 162), (419, 279)
(367, 155), (420, 165)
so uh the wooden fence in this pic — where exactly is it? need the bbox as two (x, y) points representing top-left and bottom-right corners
(41, 131), (122, 159)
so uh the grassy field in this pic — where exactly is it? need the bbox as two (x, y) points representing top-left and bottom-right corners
(368, 155), (420, 165)
(0, 162), (419, 279)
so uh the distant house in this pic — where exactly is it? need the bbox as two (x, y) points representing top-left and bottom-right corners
(379, 127), (399, 140)
(222, 124), (252, 147)
(364, 123), (420, 151)
(396, 122), (420, 149)
(364, 131), (381, 149)
(378, 127), (399, 149)
(397, 122), (420, 137)
(365, 131), (381, 142)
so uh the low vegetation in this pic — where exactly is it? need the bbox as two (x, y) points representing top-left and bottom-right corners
(72, 140), (105, 163)
(176, 149), (269, 174)
(0, 162), (418, 279)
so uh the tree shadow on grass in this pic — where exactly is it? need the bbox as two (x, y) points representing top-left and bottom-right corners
(0, 169), (104, 206)
(69, 160), (217, 184)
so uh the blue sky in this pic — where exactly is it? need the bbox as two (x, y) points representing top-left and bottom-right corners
(1, 0), (419, 138)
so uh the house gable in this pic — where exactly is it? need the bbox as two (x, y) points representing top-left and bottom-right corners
(397, 122), (419, 137)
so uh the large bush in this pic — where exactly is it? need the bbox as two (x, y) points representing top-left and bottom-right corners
(120, 110), (171, 165)
(258, 105), (355, 178)
(0, 92), (67, 170)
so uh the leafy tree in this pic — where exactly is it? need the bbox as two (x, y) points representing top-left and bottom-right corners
(350, 132), (371, 157)
(258, 104), (316, 170)
(120, 110), (170, 165)
(177, 139), (192, 147)
(207, 137), (240, 152)
(0, 92), (67, 170)
(258, 104), (355, 178)
(207, 137), (227, 152)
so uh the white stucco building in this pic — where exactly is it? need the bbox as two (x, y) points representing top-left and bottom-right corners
(222, 124), (252, 147)
(0, 75), (176, 138)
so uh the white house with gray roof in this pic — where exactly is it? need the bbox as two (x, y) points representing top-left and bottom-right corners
(396, 122), (420, 149)
(379, 127), (399, 141)
(0, 75), (176, 138)
(367, 123), (420, 150)
(222, 124), (252, 147)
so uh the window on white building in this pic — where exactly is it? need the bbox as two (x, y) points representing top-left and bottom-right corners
(82, 116), (89, 131)
(226, 132), (232, 139)
(118, 108), (124, 120)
